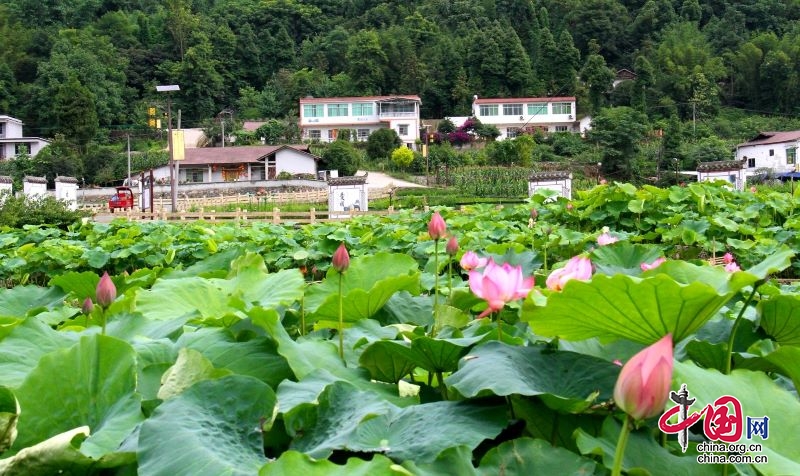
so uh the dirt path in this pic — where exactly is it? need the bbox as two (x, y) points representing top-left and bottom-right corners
(359, 171), (425, 189)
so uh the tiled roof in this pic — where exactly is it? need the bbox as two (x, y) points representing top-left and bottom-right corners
(738, 131), (800, 147)
(55, 176), (79, 183)
(529, 171), (572, 180)
(474, 97), (576, 104)
(300, 95), (421, 104)
(0, 175), (13, 183)
(180, 145), (317, 165)
(697, 160), (745, 172)
(329, 174), (368, 186)
(23, 176), (47, 183)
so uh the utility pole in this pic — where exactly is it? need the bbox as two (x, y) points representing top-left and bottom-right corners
(127, 134), (131, 186)
(156, 84), (180, 211)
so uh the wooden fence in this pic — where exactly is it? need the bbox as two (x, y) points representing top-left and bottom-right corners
(109, 206), (399, 224)
(80, 186), (395, 213)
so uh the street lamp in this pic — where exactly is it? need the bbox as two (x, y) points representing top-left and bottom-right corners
(156, 84), (180, 211)
(673, 158), (679, 183)
(597, 162), (602, 184)
(219, 109), (233, 148)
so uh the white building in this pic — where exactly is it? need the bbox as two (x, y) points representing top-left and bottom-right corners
(471, 96), (581, 140)
(696, 160), (746, 191)
(0, 115), (50, 159)
(299, 95), (422, 149)
(149, 145), (319, 184)
(735, 131), (800, 174)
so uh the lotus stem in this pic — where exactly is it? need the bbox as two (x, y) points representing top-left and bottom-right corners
(725, 284), (759, 374)
(338, 273), (344, 362)
(431, 239), (440, 337)
(611, 414), (633, 476)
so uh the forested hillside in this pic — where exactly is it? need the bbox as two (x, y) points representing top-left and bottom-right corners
(0, 0), (799, 183)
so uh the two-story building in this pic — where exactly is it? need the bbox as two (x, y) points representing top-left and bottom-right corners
(471, 96), (583, 140)
(299, 95), (422, 149)
(0, 115), (50, 159)
(735, 131), (800, 174)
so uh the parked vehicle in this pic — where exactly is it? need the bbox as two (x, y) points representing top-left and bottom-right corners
(108, 186), (135, 212)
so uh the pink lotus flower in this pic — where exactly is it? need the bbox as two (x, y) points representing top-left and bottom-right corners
(460, 251), (488, 271)
(468, 259), (534, 318)
(597, 232), (619, 246)
(332, 243), (350, 273)
(566, 202), (574, 211)
(428, 211), (447, 240)
(750, 186), (757, 193)
(546, 255), (593, 291)
(723, 252), (734, 264)
(96, 272), (117, 309)
(82, 297), (94, 315)
(446, 236), (459, 256)
(613, 334), (674, 420)
(725, 262), (741, 273)
(640, 257), (666, 271)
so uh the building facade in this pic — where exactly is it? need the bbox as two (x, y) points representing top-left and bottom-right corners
(471, 96), (580, 140)
(299, 95), (422, 149)
(0, 115), (50, 159)
(735, 131), (800, 174)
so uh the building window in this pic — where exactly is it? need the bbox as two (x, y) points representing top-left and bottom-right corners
(308, 130), (321, 140)
(252, 165), (266, 180)
(555, 125), (568, 132)
(352, 103), (373, 116)
(357, 129), (370, 141)
(507, 128), (520, 138)
(267, 158), (276, 179)
(327, 103), (348, 117)
(0, 147), (5, 159)
(328, 129), (338, 141)
(185, 169), (204, 183)
(747, 157), (755, 168)
(787, 147), (797, 165)
(503, 104), (523, 116)
(303, 104), (324, 118)
(0, 122), (5, 137)
(479, 104), (499, 116)
(552, 102), (572, 114)
(398, 124), (409, 136)
(527, 104), (547, 116)
(769, 149), (774, 156)
(14, 143), (29, 156)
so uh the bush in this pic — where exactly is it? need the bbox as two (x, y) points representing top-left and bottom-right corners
(0, 194), (91, 229)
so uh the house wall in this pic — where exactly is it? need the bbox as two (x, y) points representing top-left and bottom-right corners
(528, 179), (572, 200)
(697, 170), (745, 191)
(736, 141), (800, 173)
(472, 98), (579, 140)
(275, 149), (317, 175)
(0, 116), (50, 158)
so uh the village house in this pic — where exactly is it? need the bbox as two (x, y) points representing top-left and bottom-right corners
(470, 96), (588, 140)
(299, 95), (422, 150)
(735, 130), (800, 174)
(0, 115), (50, 159)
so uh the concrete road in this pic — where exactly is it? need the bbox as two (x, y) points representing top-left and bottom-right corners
(359, 171), (425, 189)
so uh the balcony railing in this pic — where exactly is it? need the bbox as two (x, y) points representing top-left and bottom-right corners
(379, 111), (416, 118)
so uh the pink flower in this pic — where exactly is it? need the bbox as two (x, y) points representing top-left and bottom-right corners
(613, 334), (674, 420)
(725, 262), (741, 273)
(546, 255), (593, 291)
(332, 243), (350, 273)
(613, 359), (623, 367)
(468, 259), (534, 318)
(428, 211), (447, 240)
(530, 208), (538, 220)
(446, 236), (459, 256)
(750, 186), (757, 193)
(600, 179), (608, 185)
(597, 232), (619, 246)
(460, 251), (488, 271)
(640, 257), (666, 271)
(566, 202), (574, 211)
(82, 297), (94, 315)
(723, 252), (734, 264)
(96, 272), (117, 309)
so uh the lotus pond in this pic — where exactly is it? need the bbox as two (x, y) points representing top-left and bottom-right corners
(0, 182), (798, 475)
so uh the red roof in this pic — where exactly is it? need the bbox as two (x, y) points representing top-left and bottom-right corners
(299, 95), (421, 104)
(180, 145), (316, 165)
(738, 131), (800, 147)
(473, 97), (576, 104)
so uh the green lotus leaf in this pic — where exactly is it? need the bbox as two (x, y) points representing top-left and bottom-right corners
(359, 335), (480, 383)
(138, 375), (276, 476)
(0, 319), (78, 388)
(0, 386), (18, 453)
(524, 259), (784, 344)
(156, 347), (232, 400)
(347, 400), (507, 464)
(259, 450), (402, 475)
(575, 417), (716, 476)
(0, 285), (66, 318)
(590, 241), (664, 276)
(12, 335), (143, 459)
(763, 346), (800, 391)
(477, 437), (597, 475)
(758, 294), (800, 346)
(673, 361), (800, 476)
(446, 342), (619, 412)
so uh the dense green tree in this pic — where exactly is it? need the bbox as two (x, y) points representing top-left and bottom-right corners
(366, 128), (402, 161)
(552, 30), (581, 96)
(565, 0), (630, 64)
(588, 107), (650, 181)
(255, 120), (288, 145)
(321, 140), (360, 176)
(53, 76), (99, 150)
(391, 147), (414, 169)
(345, 30), (387, 94)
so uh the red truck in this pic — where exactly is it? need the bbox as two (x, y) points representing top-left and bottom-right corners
(108, 186), (135, 212)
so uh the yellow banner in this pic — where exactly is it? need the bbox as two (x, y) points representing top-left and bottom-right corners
(172, 130), (185, 161)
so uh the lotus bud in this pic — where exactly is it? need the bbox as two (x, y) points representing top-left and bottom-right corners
(446, 236), (459, 256)
(332, 243), (350, 273)
(82, 297), (94, 315)
(546, 255), (593, 291)
(428, 211), (447, 240)
(613, 334), (674, 420)
(96, 272), (117, 309)
(722, 252), (734, 264)
(460, 251), (488, 271)
(640, 257), (666, 271)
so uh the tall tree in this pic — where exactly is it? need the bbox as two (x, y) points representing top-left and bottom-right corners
(580, 41), (615, 113)
(53, 76), (99, 150)
(345, 30), (387, 94)
(588, 107), (649, 182)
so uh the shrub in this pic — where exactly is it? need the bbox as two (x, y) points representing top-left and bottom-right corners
(0, 194), (91, 229)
